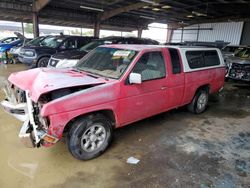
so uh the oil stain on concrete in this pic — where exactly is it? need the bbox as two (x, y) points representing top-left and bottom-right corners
(0, 64), (249, 188)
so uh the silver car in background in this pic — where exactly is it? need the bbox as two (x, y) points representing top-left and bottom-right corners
(226, 47), (250, 82)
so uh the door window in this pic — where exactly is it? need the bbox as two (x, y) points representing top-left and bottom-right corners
(61, 38), (77, 49)
(132, 51), (166, 81)
(169, 48), (181, 74)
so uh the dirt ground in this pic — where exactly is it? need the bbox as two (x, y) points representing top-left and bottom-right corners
(0, 64), (249, 188)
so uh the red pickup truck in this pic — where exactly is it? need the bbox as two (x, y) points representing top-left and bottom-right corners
(1, 45), (225, 160)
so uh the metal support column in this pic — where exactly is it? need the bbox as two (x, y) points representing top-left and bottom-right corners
(32, 12), (39, 38)
(196, 24), (200, 42)
(138, 28), (143, 38)
(180, 27), (184, 42)
(21, 22), (24, 36)
(94, 21), (100, 37)
(166, 27), (173, 43)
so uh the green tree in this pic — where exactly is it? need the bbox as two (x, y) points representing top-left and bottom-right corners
(124, 33), (136, 37)
(71, 29), (81, 35)
(82, 30), (94, 36)
(24, 23), (33, 34)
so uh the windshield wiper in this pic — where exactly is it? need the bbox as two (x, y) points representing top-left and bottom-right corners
(71, 67), (83, 73)
(77, 67), (111, 80)
(72, 67), (107, 79)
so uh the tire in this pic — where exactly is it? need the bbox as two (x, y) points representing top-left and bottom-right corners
(67, 113), (113, 160)
(187, 89), (209, 114)
(37, 57), (50, 67)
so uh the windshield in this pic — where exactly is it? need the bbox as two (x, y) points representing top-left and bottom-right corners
(223, 46), (238, 53)
(40, 36), (65, 48)
(235, 48), (250, 59)
(26, 36), (46, 46)
(1, 37), (17, 44)
(10, 39), (22, 45)
(76, 47), (138, 79)
(80, 40), (112, 52)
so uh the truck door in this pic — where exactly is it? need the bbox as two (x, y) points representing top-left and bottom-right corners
(163, 48), (185, 109)
(119, 50), (168, 125)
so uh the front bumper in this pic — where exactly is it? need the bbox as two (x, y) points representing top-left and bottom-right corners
(0, 100), (27, 121)
(19, 120), (36, 148)
(1, 88), (59, 147)
(228, 65), (250, 81)
(1, 82), (27, 121)
(18, 55), (36, 65)
(19, 119), (58, 148)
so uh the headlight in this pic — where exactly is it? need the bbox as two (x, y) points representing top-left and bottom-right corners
(24, 50), (35, 57)
(56, 59), (79, 68)
(10, 48), (18, 53)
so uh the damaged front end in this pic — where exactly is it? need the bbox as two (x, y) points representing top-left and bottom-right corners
(228, 62), (250, 82)
(1, 83), (58, 148)
(1, 82), (27, 121)
(1, 68), (108, 148)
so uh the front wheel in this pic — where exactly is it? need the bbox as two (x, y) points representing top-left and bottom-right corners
(187, 89), (209, 114)
(67, 114), (113, 160)
(37, 57), (49, 67)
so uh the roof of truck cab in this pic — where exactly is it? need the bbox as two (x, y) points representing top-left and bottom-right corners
(101, 44), (220, 51)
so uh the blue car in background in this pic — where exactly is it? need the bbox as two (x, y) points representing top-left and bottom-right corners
(0, 39), (24, 64)
(0, 37), (19, 44)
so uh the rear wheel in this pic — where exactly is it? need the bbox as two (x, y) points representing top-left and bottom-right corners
(37, 57), (49, 67)
(67, 113), (113, 160)
(187, 89), (209, 114)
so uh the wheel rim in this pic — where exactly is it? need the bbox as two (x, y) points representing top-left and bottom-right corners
(80, 124), (107, 152)
(197, 93), (208, 111)
(40, 59), (48, 67)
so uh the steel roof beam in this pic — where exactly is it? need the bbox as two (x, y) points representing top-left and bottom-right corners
(99, 2), (148, 21)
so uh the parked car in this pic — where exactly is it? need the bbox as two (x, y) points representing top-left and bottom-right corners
(0, 39), (24, 64)
(48, 36), (159, 68)
(0, 36), (19, 44)
(226, 47), (250, 82)
(9, 36), (50, 64)
(18, 35), (97, 67)
(1, 45), (225, 160)
(0, 32), (31, 64)
(9, 39), (33, 64)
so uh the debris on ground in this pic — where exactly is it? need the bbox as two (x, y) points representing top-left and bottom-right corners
(127, 157), (140, 164)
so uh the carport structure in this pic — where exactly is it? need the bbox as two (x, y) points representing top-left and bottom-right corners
(0, 0), (250, 39)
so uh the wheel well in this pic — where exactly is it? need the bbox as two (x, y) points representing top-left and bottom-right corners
(196, 84), (210, 94)
(63, 110), (116, 134)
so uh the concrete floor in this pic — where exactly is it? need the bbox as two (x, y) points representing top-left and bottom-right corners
(0, 64), (249, 188)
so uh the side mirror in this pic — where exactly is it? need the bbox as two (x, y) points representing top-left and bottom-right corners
(129, 73), (142, 84)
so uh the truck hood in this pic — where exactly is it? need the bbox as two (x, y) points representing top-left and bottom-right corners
(8, 68), (106, 102)
(52, 50), (87, 60)
(228, 56), (250, 65)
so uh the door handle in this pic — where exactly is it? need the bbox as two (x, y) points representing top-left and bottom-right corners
(161, 86), (167, 90)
